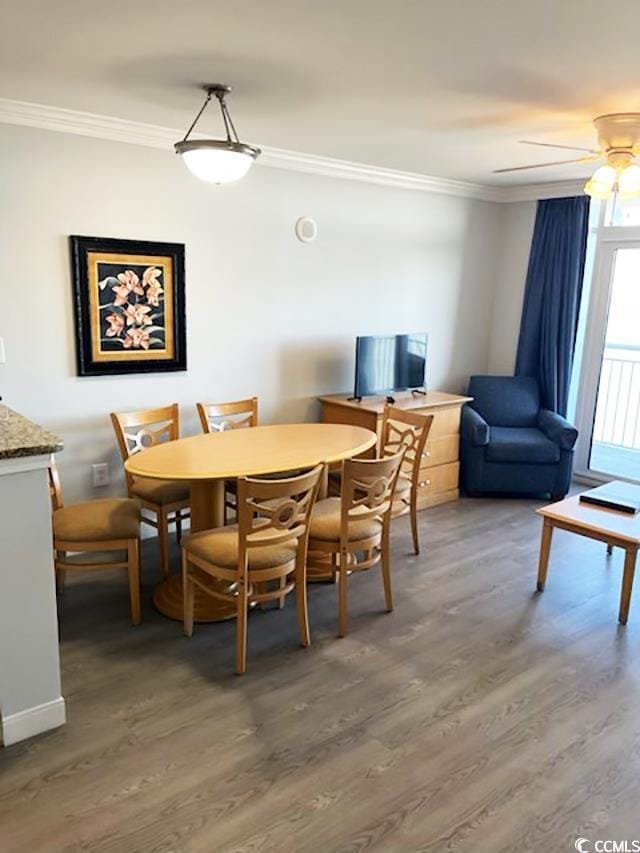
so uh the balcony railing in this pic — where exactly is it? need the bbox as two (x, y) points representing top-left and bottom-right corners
(593, 344), (640, 449)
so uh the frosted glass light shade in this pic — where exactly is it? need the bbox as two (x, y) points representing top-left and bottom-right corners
(584, 165), (617, 199)
(175, 140), (260, 184)
(618, 165), (640, 198)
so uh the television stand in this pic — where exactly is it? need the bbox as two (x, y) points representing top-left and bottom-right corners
(411, 388), (427, 397)
(385, 395), (395, 404)
(347, 395), (362, 403)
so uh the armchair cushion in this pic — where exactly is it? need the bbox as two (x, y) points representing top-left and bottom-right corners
(461, 405), (490, 446)
(468, 375), (540, 427)
(485, 427), (560, 465)
(538, 409), (578, 451)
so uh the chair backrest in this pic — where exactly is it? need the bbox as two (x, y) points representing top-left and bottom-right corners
(340, 451), (405, 539)
(380, 405), (433, 484)
(110, 404), (179, 490)
(468, 375), (540, 428)
(48, 456), (64, 511)
(235, 464), (323, 575)
(197, 397), (258, 434)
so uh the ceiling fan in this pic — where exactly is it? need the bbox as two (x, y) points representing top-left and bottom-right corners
(495, 112), (640, 199)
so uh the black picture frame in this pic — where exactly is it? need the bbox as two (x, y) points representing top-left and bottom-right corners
(69, 235), (186, 376)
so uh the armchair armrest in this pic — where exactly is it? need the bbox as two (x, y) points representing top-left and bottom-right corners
(538, 409), (578, 451)
(461, 405), (490, 447)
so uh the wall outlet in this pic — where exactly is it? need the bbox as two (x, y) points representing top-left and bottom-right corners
(92, 463), (110, 488)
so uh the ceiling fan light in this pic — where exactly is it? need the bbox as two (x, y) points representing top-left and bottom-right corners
(175, 141), (259, 184)
(584, 164), (617, 199)
(617, 164), (640, 198)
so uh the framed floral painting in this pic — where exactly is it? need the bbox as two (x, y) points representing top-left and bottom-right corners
(70, 236), (186, 376)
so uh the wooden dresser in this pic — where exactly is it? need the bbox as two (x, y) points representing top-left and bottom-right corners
(319, 391), (471, 509)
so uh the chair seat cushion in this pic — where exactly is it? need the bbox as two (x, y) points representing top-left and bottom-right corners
(309, 498), (382, 542)
(184, 525), (297, 570)
(131, 476), (190, 505)
(53, 498), (140, 542)
(485, 427), (560, 465)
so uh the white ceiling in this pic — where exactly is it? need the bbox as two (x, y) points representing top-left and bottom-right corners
(2, 0), (640, 186)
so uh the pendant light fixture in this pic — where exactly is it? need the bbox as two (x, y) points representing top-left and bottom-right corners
(175, 84), (260, 184)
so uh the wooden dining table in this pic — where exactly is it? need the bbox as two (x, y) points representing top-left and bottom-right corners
(125, 422), (377, 622)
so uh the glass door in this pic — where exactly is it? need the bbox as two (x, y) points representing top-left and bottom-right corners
(574, 238), (640, 481)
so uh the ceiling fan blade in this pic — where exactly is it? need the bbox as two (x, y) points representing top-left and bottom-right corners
(519, 140), (601, 154)
(493, 155), (599, 174)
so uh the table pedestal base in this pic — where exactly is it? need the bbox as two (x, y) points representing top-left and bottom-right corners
(153, 574), (236, 623)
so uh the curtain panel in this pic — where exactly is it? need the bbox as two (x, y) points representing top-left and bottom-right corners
(515, 195), (590, 415)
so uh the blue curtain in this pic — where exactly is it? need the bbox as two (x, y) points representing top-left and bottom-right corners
(515, 195), (590, 416)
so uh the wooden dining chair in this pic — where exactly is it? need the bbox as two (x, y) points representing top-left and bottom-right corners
(329, 405), (433, 554)
(196, 397), (260, 523)
(182, 464), (323, 674)
(49, 457), (142, 625)
(380, 406), (433, 554)
(308, 451), (405, 637)
(196, 397), (258, 433)
(111, 404), (190, 578)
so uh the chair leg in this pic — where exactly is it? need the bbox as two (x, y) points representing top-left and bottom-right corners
(182, 550), (195, 637)
(410, 493), (420, 555)
(236, 583), (248, 675)
(175, 510), (182, 543)
(295, 564), (310, 648)
(158, 508), (170, 579)
(278, 575), (286, 609)
(55, 552), (66, 594)
(338, 550), (349, 638)
(127, 539), (141, 626)
(381, 524), (393, 612)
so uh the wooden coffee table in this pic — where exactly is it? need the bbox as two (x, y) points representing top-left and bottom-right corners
(536, 490), (640, 624)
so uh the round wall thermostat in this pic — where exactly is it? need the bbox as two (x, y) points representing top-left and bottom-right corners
(295, 216), (318, 243)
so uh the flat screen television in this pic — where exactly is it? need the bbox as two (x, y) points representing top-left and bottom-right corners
(353, 333), (428, 400)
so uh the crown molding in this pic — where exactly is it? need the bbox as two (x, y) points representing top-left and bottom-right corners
(0, 97), (585, 203)
(497, 179), (586, 202)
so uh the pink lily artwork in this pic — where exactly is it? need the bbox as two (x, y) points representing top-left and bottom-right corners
(71, 235), (185, 376)
(97, 265), (167, 351)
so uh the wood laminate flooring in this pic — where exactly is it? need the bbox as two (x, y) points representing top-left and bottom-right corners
(2, 495), (640, 852)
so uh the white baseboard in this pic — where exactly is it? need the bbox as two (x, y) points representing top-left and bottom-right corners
(1, 697), (66, 747)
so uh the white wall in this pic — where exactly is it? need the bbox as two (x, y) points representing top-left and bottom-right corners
(0, 124), (502, 503)
(487, 201), (536, 374)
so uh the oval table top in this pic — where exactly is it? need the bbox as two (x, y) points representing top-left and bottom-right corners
(124, 422), (377, 481)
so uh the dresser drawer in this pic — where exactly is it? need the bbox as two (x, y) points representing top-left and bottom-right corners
(416, 461), (459, 497)
(421, 435), (459, 469)
(422, 406), (462, 438)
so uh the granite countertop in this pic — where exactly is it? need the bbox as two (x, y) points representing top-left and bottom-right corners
(0, 406), (63, 460)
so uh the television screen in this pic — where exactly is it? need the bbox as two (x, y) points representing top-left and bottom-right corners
(354, 333), (427, 397)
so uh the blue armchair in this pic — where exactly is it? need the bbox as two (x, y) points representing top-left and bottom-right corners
(461, 375), (578, 499)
